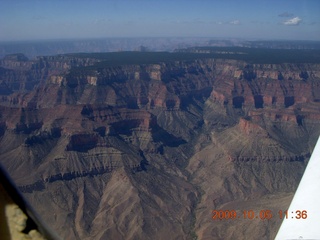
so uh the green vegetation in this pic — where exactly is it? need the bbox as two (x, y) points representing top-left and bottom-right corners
(67, 47), (320, 64)
(180, 47), (320, 64)
(67, 51), (208, 76)
(65, 47), (320, 77)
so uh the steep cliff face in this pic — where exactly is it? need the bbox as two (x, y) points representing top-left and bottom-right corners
(0, 51), (320, 240)
(0, 53), (99, 94)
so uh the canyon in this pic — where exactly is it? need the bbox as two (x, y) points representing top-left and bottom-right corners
(0, 48), (320, 239)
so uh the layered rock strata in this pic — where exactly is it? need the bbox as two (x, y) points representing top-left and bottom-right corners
(0, 52), (319, 239)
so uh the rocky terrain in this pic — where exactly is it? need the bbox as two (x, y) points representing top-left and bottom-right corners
(0, 48), (320, 239)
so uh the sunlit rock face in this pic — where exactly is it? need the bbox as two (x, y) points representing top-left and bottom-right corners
(0, 51), (320, 240)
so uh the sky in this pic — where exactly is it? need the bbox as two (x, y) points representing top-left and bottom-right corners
(0, 0), (320, 41)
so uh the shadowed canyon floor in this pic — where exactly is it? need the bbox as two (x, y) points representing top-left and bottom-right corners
(0, 48), (320, 239)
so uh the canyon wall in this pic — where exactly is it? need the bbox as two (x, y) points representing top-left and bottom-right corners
(0, 52), (320, 239)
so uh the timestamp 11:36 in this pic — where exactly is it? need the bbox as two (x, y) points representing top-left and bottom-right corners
(212, 209), (308, 220)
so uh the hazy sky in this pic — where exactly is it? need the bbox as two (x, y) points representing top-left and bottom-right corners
(1, 0), (319, 41)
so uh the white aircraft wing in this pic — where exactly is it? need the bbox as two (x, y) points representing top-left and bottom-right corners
(275, 136), (320, 240)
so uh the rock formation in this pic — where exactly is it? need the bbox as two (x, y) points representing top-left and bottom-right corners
(0, 49), (320, 239)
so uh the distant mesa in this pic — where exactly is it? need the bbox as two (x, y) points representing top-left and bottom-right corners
(3, 53), (29, 61)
